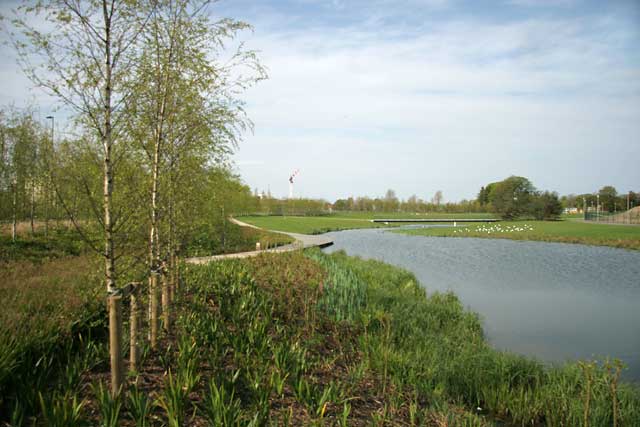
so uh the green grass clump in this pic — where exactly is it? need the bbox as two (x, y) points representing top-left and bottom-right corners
(397, 220), (640, 250)
(306, 250), (367, 321)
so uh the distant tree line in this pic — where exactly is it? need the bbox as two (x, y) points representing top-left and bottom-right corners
(560, 186), (639, 213)
(246, 192), (330, 216)
(248, 188), (483, 216)
(333, 189), (482, 213)
(245, 180), (640, 220)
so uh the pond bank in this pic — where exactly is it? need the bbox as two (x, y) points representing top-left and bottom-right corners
(323, 227), (640, 382)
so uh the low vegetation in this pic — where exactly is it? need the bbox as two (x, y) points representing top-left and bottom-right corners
(2, 247), (638, 426)
(0, 229), (87, 263)
(0, 255), (106, 425)
(397, 220), (640, 251)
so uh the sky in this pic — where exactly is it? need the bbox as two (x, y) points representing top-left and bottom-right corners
(1, 0), (639, 202)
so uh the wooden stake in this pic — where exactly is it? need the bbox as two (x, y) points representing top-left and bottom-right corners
(169, 269), (175, 302)
(150, 272), (159, 349)
(129, 286), (139, 372)
(108, 294), (123, 396)
(162, 270), (170, 333)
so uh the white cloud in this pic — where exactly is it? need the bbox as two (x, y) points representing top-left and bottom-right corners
(1, 1), (638, 200)
(234, 13), (640, 200)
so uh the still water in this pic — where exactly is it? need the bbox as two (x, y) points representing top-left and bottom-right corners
(322, 227), (640, 381)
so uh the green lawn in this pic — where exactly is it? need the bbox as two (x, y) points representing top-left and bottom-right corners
(241, 214), (640, 250)
(397, 220), (640, 251)
(239, 215), (392, 234)
(240, 212), (494, 234)
(332, 211), (496, 220)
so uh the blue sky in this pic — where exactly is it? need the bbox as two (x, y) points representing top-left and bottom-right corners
(1, 0), (639, 202)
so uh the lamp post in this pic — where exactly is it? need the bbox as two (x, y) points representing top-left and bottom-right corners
(596, 194), (600, 221)
(45, 116), (54, 236)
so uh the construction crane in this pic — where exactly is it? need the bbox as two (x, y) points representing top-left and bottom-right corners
(288, 169), (300, 199)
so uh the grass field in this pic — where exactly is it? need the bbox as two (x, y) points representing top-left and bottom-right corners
(333, 211), (496, 220)
(397, 220), (640, 251)
(240, 213), (495, 234)
(239, 215), (394, 234)
(241, 214), (640, 250)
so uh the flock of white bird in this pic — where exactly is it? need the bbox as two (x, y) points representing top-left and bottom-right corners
(452, 224), (535, 234)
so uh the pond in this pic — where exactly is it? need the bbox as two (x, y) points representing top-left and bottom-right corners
(322, 227), (640, 381)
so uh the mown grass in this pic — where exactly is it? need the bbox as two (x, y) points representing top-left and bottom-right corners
(334, 212), (496, 220)
(240, 213), (496, 235)
(3, 247), (639, 425)
(396, 220), (640, 251)
(239, 215), (394, 234)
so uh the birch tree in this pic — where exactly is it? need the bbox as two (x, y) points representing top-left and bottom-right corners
(13, 0), (151, 293)
(13, 0), (153, 393)
(126, 0), (265, 279)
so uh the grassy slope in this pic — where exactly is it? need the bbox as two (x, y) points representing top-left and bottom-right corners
(396, 220), (640, 250)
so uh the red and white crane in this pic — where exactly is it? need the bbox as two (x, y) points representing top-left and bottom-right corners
(288, 169), (300, 199)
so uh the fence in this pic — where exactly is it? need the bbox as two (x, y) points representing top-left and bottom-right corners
(584, 208), (640, 225)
